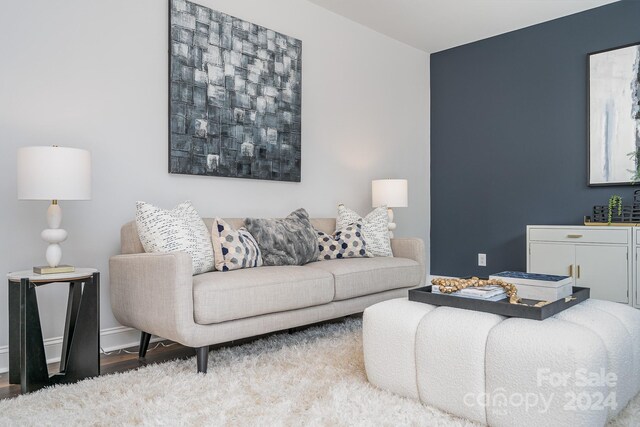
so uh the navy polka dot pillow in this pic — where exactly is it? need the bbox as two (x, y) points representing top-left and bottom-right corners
(316, 222), (370, 261)
(211, 218), (263, 272)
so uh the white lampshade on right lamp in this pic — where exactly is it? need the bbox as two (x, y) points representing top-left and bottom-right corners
(372, 179), (408, 238)
(17, 146), (92, 273)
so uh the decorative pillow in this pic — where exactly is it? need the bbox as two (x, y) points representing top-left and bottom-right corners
(317, 222), (370, 261)
(336, 204), (392, 257)
(244, 208), (318, 266)
(211, 218), (263, 272)
(135, 201), (214, 275)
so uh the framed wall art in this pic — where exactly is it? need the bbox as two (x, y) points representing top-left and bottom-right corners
(588, 42), (640, 186)
(169, 0), (302, 182)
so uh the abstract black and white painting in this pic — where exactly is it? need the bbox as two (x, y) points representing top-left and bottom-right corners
(589, 42), (640, 186)
(169, 0), (302, 182)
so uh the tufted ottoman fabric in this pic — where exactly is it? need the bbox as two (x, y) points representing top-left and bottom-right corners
(363, 298), (640, 427)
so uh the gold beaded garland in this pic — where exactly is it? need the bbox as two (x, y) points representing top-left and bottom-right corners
(431, 276), (523, 304)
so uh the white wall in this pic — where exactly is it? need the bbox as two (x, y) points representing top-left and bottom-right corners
(0, 0), (429, 371)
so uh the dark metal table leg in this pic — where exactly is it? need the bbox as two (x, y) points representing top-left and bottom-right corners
(8, 281), (19, 384)
(56, 273), (100, 382)
(60, 281), (82, 373)
(19, 279), (49, 393)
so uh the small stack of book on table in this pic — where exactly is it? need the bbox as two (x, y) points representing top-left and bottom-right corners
(432, 272), (574, 303)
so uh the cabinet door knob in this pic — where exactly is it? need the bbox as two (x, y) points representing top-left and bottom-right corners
(567, 234), (583, 238)
(569, 265), (573, 277)
(577, 265), (581, 279)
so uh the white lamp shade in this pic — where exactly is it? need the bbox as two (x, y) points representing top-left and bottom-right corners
(372, 179), (408, 208)
(17, 146), (91, 200)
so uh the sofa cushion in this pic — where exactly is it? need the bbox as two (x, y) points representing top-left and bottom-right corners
(192, 266), (335, 324)
(305, 257), (422, 301)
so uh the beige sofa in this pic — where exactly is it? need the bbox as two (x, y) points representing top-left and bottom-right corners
(109, 218), (425, 373)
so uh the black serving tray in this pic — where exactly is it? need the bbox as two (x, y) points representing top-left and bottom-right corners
(408, 286), (590, 321)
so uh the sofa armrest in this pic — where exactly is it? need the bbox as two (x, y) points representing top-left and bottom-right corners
(109, 252), (196, 344)
(391, 238), (426, 286)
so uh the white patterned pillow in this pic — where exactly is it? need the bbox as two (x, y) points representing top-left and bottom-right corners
(211, 218), (263, 272)
(135, 201), (214, 275)
(317, 222), (370, 261)
(336, 204), (392, 257)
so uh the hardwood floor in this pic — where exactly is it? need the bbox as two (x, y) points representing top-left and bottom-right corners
(0, 315), (361, 400)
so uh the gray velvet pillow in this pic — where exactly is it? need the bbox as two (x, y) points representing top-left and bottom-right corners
(244, 208), (319, 266)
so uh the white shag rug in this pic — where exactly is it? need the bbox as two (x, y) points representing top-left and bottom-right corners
(0, 318), (638, 426)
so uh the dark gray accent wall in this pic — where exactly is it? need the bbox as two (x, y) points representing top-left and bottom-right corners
(431, 0), (640, 276)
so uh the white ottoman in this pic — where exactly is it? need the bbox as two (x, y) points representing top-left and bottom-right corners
(363, 298), (640, 427)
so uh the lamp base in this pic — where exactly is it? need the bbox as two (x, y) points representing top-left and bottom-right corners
(387, 208), (396, 239)
(33, 265), (75, 275)
(41, 201), (69, 269)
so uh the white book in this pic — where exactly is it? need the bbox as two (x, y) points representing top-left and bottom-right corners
(458, 285), (506, 298)
(436, 291), (507, 302)
(432, 285), (506, 300)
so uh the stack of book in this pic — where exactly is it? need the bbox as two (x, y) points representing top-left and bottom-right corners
(488, 271), (573, 301)
(432, 284), (507, 301)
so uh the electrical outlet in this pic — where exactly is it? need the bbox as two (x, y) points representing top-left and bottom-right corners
(478, 253), (487, 267)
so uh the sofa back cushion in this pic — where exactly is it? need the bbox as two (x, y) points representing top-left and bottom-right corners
(121, 217), (337, 255)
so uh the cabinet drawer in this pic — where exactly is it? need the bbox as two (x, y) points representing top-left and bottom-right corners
(636, 228), (640, 246)
(529, 228), (628, 244)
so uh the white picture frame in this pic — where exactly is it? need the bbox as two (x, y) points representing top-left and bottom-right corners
(588, 42), (640, 186)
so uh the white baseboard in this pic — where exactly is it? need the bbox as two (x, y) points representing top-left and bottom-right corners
(0, 326), (161, 374)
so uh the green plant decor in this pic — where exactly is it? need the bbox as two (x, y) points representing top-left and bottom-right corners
(627, 148), (640, 183)
(608, 195), (623, 224)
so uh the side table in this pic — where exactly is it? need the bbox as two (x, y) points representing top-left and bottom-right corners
(7, 268), (100, 393)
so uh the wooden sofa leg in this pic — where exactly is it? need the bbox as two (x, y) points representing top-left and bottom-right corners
(196, 346), (209, 373)
(139, 332), (151, 359)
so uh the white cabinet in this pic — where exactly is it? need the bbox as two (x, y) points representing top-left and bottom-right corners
(529, 243), (575, 277)
(527, 226), (632, 305)
(575, 245), (629, 303)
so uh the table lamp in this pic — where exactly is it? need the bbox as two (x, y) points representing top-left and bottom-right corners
(372, 179), (408, 238)
(17, 146), (92, 274)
